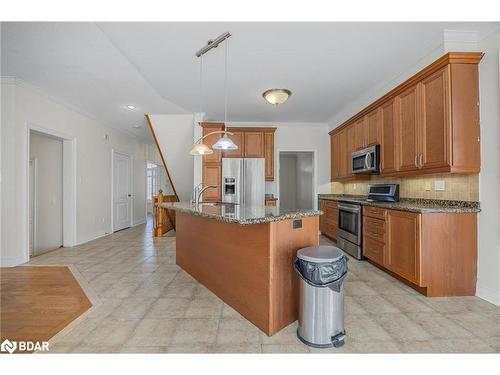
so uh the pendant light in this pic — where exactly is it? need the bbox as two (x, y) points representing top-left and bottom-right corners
(190, 32), (238, 155)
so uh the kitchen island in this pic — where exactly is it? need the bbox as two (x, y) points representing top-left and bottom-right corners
(160, 202), (322, 336)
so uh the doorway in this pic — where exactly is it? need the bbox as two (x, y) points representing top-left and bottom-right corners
(146, 161), (167, 215)
(112, 151), (132, 232)
(29, 131), (64, 256)
(279, 151), (315, 209)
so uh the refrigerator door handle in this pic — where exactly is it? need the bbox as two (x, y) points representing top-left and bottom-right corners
(241, 158), (245, 205)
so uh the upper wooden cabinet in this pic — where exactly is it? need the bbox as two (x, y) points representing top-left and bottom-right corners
(380, 99), (397, 174)
(329, 52), (483, 181)
(222, 131), (245, 158)
(244, 131), (265, 157)
(264, 131), (275, 181)
(330, 133), (340, 181)
(202, 123), (224, 164)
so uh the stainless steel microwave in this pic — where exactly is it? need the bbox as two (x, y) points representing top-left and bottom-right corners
(352, 145), (380, 174)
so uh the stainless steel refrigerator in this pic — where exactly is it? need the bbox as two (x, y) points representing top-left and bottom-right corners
(221, 158), (265, 206)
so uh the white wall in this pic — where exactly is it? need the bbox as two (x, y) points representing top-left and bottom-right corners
(279, 153), (298, 209)
(30, 131), (63, 254)
(147, 114), (195, 201)
(279, 151), (314, 209)
(477, 30), (500, 306)
(296, 152), (314, 209)
(1, 78), (151, 266)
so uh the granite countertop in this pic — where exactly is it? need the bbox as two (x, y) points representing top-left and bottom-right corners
(158, 201), (322, 225)
(318, 194), (480, 213)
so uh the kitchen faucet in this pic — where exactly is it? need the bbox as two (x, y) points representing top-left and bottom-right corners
(191, 183), (217, 205)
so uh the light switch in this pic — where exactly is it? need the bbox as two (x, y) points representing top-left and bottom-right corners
(425, 182), (431, 191)
(434, 180), (445, 191)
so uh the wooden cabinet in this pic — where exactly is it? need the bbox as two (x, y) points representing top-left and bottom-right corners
(330, 133), (340, 181)
(222, 131), (245, 158)
(244, 132), (265, 157)
(380, 99), (397, 174)
(264, 131), (275, 181)
(329, 52), (482, 181)
(202, 123), (224, 164)
(319, 200), (338, 240)
(385, 210), (421, 285)
(396, 84), (420, 172)
(420, 66), (450, 170)
(365, 109), (379, 146)
(362, 206), (477, 297)
(202, 164), (221, 201)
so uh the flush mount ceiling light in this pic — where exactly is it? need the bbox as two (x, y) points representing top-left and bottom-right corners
(189, 32), (238, 155)
(262, 89), (292, 106)
(126, 105), (136, 110)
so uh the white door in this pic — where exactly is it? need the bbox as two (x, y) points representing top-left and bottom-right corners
(29, 159), (36, 256)
(113, 152), (132, 232)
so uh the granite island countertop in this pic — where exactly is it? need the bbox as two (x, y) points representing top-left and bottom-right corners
(158, 201), (322, 225)
(318, 194), (480, 213)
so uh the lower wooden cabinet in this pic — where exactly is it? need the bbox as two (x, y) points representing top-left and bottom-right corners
(362, 206), (477, 297)
(319, 200), (338, 240)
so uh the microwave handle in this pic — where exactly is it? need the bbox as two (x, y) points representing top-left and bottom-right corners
(364, 153), (371, 169)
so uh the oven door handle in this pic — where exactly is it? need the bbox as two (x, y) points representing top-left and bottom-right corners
(338, 204), (361, 213)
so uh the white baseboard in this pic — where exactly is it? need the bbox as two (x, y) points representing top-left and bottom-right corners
(133, 219), (146, 227)
(476, 282), (500, 307)
(0, 254), (29, 267)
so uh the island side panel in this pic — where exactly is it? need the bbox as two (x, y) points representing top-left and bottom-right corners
(268, 216), (320, 335)
(175, 212), (272, 333)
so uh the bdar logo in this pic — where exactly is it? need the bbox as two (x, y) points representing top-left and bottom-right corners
(1, 339), (17, 354)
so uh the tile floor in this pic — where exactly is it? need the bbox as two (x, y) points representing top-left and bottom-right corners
(27, 219), (500, 354)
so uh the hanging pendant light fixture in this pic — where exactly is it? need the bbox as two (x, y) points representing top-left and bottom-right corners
(190, 32), (237, 155)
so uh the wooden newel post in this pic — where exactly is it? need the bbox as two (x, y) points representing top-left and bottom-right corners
(155, 189), (164, 237)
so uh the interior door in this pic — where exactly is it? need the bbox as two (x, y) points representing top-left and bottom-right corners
(113, 152), (132, 232)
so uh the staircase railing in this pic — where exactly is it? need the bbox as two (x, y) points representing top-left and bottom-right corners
(152, 190), (177, 237)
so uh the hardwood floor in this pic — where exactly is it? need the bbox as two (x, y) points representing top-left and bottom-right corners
(0, 266), (92, 352)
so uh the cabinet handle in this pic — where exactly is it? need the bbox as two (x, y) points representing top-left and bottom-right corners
(419, 154), (423, 168)
(414, 155), (418, 167)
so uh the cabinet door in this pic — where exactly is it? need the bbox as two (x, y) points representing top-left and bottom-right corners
(202, 164), (221, 201)
(353, 118), (366, 150)
(222, 131), (244, 158)
(396, 85), (420, 172)
(380, 99), (397, 174)
(420, 66), (451, 170)
(319, 200), (327, 234)
(346, 125), (355, 176)
(338, 129), (348, 178)
(244, 132), (265, 157)
(386, 210), (421, 284)
(264, 132), (275, 181)
(365, 109), (379, 146)
(331, 133), (340, 180)
(202, 124), (224, 164)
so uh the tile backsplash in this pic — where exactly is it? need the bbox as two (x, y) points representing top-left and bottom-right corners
(330, 174), (479, 201)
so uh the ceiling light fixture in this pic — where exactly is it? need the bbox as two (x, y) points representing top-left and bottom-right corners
(126, 105), (136, 110)
(262, 89), (292, 106)
(190, 32), (238, 155)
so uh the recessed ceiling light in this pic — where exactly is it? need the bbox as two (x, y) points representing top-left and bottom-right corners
(126, 105), (136, 110)
(262, 89), (292, 106)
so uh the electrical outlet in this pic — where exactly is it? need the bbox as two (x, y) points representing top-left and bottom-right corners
(425, 181), (432, 191)
(434, 180), (445, 191)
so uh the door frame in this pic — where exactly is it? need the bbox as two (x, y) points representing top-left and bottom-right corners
(29, 158), (38, 256)
(26, 123), (76, 261)
(277, 148), (318, 209)
(111, 149), (134, 233)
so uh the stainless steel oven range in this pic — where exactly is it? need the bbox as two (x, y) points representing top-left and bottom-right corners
(336, 202), (362, 259)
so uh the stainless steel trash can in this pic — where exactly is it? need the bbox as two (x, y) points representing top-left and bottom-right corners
(294, 245), (347, 348)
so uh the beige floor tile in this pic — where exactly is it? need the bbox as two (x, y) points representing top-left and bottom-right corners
(85, 318), (140, 346)
(344, 281), (379, 296)
(381, 293), (435, 313)
(260, 321), (302, 345)
(98, 282), (140, 299)
(446, 311), (500, 337)
(146, 297), (191, 319)
(216, 318), (261, 345)
(344, 314), (392, 342)
(262, 344), (309, 353)
(112, 297), (157, 319)
(407, 312), (475, 339)
(185, 296), (223, 318)
(483, 336), (500, 352)
(170, 318), (219, 345)
(51, 318), (102, 345)
(119, 346), (168, 353)
(222, 304), (245, 319)
(371, 313), (432, 341)
(166, 344), (212, 353)
(71, 345), (122, 353)
(398, 338), (494, 353)
(353, 294), (401, 314)
(44, 343), (75, 353)
(162, 282), (197, 299)
(126, 318), (178, 346)
(344, 296), (367, 315)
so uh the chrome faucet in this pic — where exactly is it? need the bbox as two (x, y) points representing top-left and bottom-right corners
(191, 183), (217, 205)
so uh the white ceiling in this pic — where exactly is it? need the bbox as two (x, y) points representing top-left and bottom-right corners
(2, 22), (499, 139)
